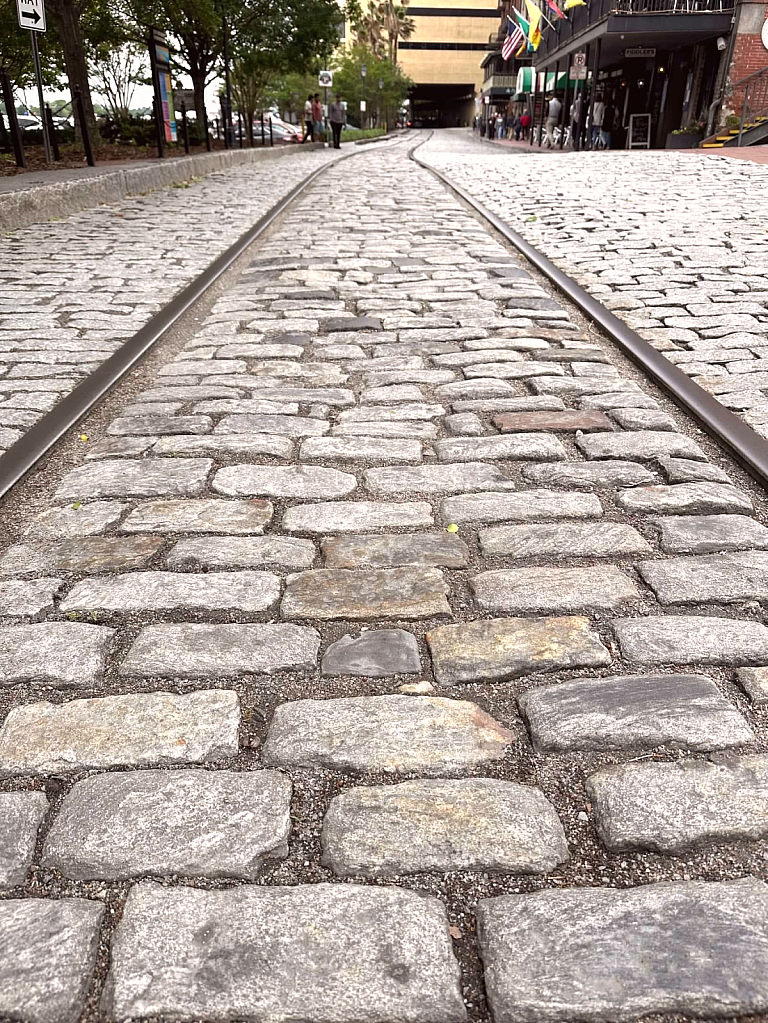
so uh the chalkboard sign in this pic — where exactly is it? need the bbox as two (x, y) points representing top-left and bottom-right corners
(627, 113), (651, 149)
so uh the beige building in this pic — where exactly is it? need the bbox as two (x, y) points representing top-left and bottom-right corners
(397, 0), (498, 124)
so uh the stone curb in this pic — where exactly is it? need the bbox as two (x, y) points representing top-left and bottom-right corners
(0, 143), (326, 233)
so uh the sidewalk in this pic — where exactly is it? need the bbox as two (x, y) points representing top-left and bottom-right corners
(478, 130), (768, 161)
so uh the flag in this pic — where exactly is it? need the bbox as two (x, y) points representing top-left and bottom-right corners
(502, 16), (526, 60)
(564, 0), (586, 8)
(523, 0), (543, 49)
(512, 6), (530, 34)
(545, 0), (566, 18)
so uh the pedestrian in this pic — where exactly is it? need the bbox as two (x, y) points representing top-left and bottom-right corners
(545, 92), (562, 148)
(591, 93), (605, 148)
(301, 94), (314, 143)
(600, 100), (617, 149)
(520, 109), (531, 140)
(312, 93), (324, 143)
(513, 113), (522, 140)
(329, 93), (345, 149)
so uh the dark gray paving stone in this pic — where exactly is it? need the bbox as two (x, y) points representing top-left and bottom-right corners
(322, 778), (568, 877)
(283, 501), (433, 534)
(86, 436), (157, 460)
(60, 571), (280, 615)
(654, 514), (768, 553)
(531, 376), (641, 398)
(428, 616), (610, 685)
(234, 386), (355, 407)
(0, 690), (240, 776)
(324, 315), (382, 331)
(473, 566), (640, 613)
(322, 630), (421, 676)
(42, 770), (291, 880)
(639, 550), (768, 604)
(577, 431), (706, 462)
(103, 881), (465, 1023)
(120, 498), (273, 534)
(0, 577), (62, 616)
(364, 463), (516, 496)
(521, 460), (656, 489)
(479, 521), (651, 559)
(615, 615), (768, 666)
(519, 674), (752, 752)
(579, 391), (660, 410)
(121, 623), (319, 678)
(738, 667), (768, 705)
(587, 755), (768, 853)
(658, 456), (732, 484)
(167, 536), (315, 570)
(151, 434), (294, 459)
(54, 459), (213, 501)
(435, 435), (567, 462)
(0, 536), (163, 575)
(215, 414), (330, 437)
(339, 403), (445, 422)
(451, 397), (565, 413)
(192, 399), (300, 416)
(436, 380), (517, 400)
(444, 412), (484, 436)
(0, 622), (113, 688)
(476, 878), (768, 1023)
(282, 568), (450, 620)
(0, 791), (48, 887)
(24, 500), (127, 539)
(213, 465), (357, 499)
(300, 436), (423, 463)
(617, 482), (753, 515)
(609, 408), (677, 431)
(262, 695), (512, 773)
(322, 532), (469, 569)
(441, 490), (602, 525)
(0, 899), (104, 1023)
(107, 415), (213, 436)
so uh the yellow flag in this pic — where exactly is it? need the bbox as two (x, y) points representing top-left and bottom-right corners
(563, 0), (586, 8)
(523, 0), (543, 48)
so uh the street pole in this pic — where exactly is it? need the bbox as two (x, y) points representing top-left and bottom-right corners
(29, 29), (52, 162)
(361, 63), (367, 129)
(222, 14), (233, 147)
(378, 78), (383, 129)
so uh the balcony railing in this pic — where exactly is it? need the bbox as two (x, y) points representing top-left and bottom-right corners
(536, 0), (734, 59)
(484, 74), (518, 89)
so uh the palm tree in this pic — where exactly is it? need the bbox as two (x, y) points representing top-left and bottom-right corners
(353, 7), (387, 57)
(385, 0), (415, 64)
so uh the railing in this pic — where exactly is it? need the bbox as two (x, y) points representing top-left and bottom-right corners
(485, 74), (518, 88)
(535, 0), (734, 59)
(735, 65), (768, 144)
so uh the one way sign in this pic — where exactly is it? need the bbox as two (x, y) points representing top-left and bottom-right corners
(16, 0), (46, 31)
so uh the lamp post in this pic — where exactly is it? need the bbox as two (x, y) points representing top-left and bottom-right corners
(378, 77), (383, 129)
(361, 62), (367, 129)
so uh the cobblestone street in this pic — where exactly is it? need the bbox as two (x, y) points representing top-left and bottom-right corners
(422, 130), (768, 434)
(3, 134), (768, 1022)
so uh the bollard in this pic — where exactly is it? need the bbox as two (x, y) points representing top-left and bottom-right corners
(237, 110), (243, 148)
(45, 105), (60, 161)
(203, 108), (211, 151)
(1, 71), (26, 168)
(269, 117), (273, 147)
(261, 113), (265, 147)
(181, 101), (189, 154)
(74, 85), (95, 165)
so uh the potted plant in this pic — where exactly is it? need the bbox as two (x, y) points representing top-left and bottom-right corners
(666, 119), (705, 149)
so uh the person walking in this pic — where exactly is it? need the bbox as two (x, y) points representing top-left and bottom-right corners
(591, 94), (605, 148)
(311, 94), (324, 143)
(570, 92), (583, 149)
(329, 94), (345, 149)
(600, 99), (617, 149)
(301, 94), (314, 143)
(545, 92), (562, 148)
(519, 109), (531, 140)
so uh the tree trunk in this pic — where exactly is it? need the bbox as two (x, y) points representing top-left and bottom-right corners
(48, 0), (97, 139)
(190, 66), (207, 126)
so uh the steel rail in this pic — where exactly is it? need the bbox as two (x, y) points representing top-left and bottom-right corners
(411, 137), (768, 487)
(0, 142), (389, 501)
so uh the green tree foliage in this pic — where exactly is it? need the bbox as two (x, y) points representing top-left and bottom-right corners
(266, 71), (319, 121)
(344, 0), (414, 64)
(0, 0), (63, 89)
(332, 44), (411, 128)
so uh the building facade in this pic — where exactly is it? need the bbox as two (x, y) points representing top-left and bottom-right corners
(397, 0), (498, 124)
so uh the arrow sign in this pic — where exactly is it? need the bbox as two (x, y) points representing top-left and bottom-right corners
(17, 0), (46, 32)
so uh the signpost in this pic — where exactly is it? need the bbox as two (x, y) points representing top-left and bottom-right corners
(149, 28), (177, 158)
(318, 70), (333, 88)
(16, 0), (52, 163)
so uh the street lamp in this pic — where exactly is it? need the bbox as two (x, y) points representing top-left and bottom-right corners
(361, 63), (367, 128)
(378, 77), (383, 130)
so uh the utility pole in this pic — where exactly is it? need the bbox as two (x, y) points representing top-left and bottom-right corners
(361, 62), (367, 129)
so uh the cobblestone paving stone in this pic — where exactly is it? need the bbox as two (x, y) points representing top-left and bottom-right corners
(418, 130), (768, 438)
(0, 147), (343, 457)
(2, 133), (768, 1022)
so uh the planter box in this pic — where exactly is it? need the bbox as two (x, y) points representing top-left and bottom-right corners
(666, 132), (700, 149)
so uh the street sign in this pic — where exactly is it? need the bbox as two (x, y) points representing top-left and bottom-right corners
(16, 0), (45, 31)
(360, 100), (366, 112)
(572, 51), (586, 67)
(173, 89), (195, 111)
(318, 70), (333, 88)
(570, 66), (587, 80)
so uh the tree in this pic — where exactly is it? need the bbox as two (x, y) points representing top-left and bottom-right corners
(0, 0), (63, 89)
(383, 0), (414, 65)
(90, 43), (145, 121)
(332, 44), (411, 128)
(266, 71), (318, 121)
